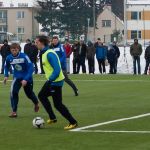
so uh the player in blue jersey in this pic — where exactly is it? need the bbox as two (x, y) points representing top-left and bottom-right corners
(50, 36), (79, 96)
(3, 43), (39, 118)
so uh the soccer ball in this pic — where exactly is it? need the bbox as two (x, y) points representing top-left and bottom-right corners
(32, 117), (45, 128)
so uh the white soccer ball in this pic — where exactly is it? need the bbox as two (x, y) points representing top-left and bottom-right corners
(32, 117), (45, 128)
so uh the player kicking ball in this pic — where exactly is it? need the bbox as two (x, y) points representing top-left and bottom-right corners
(3, 43), (39, 118)
(35, 35), (78, 130)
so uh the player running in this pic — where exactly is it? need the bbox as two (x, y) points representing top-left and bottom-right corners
(3, 43), (39, 118)
(35, 35), (78, 130)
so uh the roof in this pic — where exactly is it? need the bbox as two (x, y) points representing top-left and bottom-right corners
(0, 0), (35, 7)
(127, 0), (150, 5)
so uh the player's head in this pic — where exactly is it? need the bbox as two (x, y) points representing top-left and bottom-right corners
(10, 43), (21, 56)
(52, 36), (59, 46)
(35, 35), (50, 50)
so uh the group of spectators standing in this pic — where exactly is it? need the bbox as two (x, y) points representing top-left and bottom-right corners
(1, 37), (150, 75)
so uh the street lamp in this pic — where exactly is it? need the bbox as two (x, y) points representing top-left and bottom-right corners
(87, 18), (90, 41)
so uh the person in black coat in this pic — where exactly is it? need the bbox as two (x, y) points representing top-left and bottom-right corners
(24, 39), (39, 74)
(112, 41), (120, 74)
(0, 39), (11, 74)
(77, 40), (87, 74)
(144, 43), (150, 74)
(107, 44), (117, 74)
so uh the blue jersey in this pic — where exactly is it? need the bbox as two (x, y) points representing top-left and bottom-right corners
(51, 43), (66, 70)
(4, 52), (33, 82)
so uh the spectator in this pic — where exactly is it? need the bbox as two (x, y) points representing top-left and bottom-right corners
(77, 40), (87, 74)
(86, 41), (95, 74)
(64, 39), (72, 74)
(130, 39), (142, 75)
(107, 44), (117, 74)
(72, 40), (80, 74)
(112, 41), (120, 74)
(0, 39), (11, 74)
(24, 39), (39, 74)
(95, 39), (107, 74)
(31, 40), (39, 74)
(144, 42), (150, 75)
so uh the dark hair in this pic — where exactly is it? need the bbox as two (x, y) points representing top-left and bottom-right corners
(10, 43), (21, 51)
(36, 35), (50, 46)
(97, 38), (101, 40)
(26, 39), (31, 42)
(3, 39), (8, 44)
(52, 36), (59, 40)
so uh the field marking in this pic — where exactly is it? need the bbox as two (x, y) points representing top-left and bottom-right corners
(70, 113), (150, 132)
(77, 130), (150, 134)
(1, 79), (150, 83)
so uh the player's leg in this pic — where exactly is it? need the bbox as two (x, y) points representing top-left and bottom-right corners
(52, 86), (77, 129)
(9, 79), (22, 117)
(63, 70), (78, 96)
(23, 81), (39, 112)
(38, 81), (56, 121)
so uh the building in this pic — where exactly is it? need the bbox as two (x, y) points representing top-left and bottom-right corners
(126, 0), (150, 45)
(0, 2), (39, 42)
(88, 5), (124, 44)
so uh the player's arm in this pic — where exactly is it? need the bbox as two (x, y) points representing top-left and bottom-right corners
(47, 52), (61, 82)
(59, 45), (66, 63)
(3, 56), (10, 84)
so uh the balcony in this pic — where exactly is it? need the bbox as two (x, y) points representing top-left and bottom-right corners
(0, 18), (7, 24)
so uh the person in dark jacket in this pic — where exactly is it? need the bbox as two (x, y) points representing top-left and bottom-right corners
(107, 44), (117, 74)
(112, 41), (120, 74)
(24, 39), (39, 74)
(95, 40), (107, 74)
(77, 40), (86, 74)
(31, 40), (39, 74)
(130, 39), (142, 75)
(72, 40), (80, 74)
(86, 41), (95, 74)
(144, 43), (150, 74)
(0, 39), (11, 74)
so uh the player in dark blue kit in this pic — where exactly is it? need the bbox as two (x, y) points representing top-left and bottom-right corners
(3, 43), (39, 118)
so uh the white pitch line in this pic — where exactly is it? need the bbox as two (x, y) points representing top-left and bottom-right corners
(77, 130), (150, 134)
(70, 113), (150, 132)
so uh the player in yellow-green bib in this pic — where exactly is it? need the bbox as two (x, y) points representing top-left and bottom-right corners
(35, 35), (78, 130)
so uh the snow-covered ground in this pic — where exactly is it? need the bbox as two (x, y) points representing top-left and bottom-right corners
(0, 43), (147, 74)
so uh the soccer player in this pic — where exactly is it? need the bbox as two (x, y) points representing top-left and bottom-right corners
(50, 36), (79, 96)
(35, 35), (78, 130)
(3, 43), (39, 117)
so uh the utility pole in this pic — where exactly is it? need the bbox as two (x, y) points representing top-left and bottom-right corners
(93, 0), (96, 42)
(124, 0), (127, 46)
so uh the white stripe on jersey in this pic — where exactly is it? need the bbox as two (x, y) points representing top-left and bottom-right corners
(25, 55), (31, 63)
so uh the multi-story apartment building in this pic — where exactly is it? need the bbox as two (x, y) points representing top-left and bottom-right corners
(126, 0), (150, 45)
(0, 2), (39, 42)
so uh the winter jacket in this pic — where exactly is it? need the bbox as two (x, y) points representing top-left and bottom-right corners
(113, 45), (120, 58)
(96, 45), (107, 60)
(72, 43), (80, 59)
(130, 43), (142, 56)
(145, 45), (150, 59)
(107, 46), (117, 63)
(86, 46), (95, 59)
(64, 43), (72, 58)
(0, 44), (11, 58)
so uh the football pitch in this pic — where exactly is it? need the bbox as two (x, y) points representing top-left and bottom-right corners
(0, 74), (150, 150)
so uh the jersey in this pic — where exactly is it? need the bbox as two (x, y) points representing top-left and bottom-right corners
(4, 52), (33, 82)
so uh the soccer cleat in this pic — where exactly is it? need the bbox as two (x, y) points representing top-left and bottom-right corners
(75, 90), (79, 96)
(47, 119), (57, 125)
(9, 112), (17, 118)
(64, 123), (78, 130)
(34, 104), (39, 112)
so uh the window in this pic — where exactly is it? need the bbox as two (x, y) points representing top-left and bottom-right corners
(102, 20), (111, 27)
(0, 11), (7, 18)
(0, 25), (7, 32)
(131, 12), (141, 20)
(17, 11), (24, 19)
(17, 27), (24, 34)
(131, 30), (141, 39)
